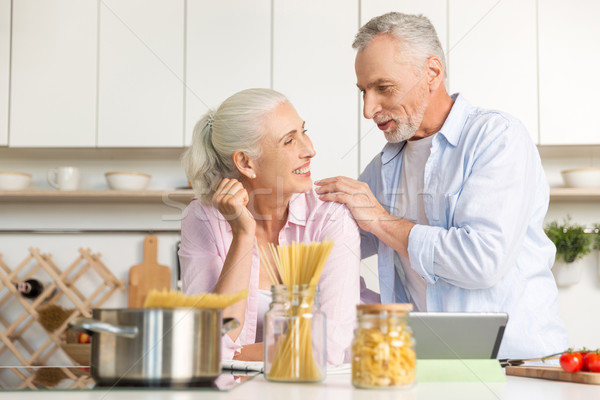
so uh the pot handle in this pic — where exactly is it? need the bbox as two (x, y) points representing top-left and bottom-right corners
(221, 318), (240, 335)
(69, 317), (139, 339)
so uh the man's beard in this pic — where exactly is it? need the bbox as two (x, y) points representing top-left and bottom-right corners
(377, 91), (428, 143)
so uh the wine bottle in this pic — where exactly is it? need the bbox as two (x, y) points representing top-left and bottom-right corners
(15, 279), (56, 300)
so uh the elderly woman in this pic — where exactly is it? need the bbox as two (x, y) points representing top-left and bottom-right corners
(179, 88), (360, 364)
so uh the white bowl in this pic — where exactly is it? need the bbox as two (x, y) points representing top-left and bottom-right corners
(105, 171), (151, 190)
(561, 168), (600, 188)
(0, 172), (32, 190)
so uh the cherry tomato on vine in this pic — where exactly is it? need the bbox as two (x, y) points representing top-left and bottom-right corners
(580, 352), (589, 371)
(583, 352), (600, 373)
(560, 352), (583, 373)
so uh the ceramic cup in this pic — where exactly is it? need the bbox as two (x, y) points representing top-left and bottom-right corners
(47, 166), (80, 191)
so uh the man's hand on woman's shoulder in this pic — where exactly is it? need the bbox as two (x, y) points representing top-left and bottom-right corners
(315, 176), (388, 233)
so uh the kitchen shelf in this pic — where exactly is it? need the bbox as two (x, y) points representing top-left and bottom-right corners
(0, 189), (195, 204)
(549, 187), (600, 202)
(1, 188), (598, 203)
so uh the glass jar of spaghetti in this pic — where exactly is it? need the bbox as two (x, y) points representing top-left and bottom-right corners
(263, 284), (326, 382)
(351, 303), (416, 389)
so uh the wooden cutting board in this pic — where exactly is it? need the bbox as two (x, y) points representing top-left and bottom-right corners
(128, 235), (171, 308)
(506, 365), (600, 384)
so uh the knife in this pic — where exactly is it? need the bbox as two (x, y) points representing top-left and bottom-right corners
(499, 355), (559, 367)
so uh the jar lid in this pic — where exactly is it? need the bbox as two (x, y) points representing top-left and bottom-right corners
(356, 303), (413, 313)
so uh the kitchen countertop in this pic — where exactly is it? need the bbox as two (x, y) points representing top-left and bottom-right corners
(2, 373), (599, 400)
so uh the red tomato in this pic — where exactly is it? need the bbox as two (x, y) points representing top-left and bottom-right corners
(583, 352), (600, 373)
(560, 352), (583, 373)
(580, 352), (589, 371)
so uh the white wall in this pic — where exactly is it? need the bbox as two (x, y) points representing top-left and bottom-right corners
(541, 148), (600, 350)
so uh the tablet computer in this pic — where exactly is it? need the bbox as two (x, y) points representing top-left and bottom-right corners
(409, 312), (508, 359)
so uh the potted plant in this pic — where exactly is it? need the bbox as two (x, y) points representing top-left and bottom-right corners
(593, 223), (600, 281)
(544, 216), (592, 287)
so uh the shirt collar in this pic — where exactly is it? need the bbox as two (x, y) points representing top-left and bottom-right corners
(286, 192), (308, 227)
(381, 142), (406, 165)
(436, 93), (472, 147)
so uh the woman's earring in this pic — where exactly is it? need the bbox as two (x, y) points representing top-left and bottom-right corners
(251, 173), (256, 179)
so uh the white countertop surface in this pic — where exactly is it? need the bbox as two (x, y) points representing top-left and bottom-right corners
(3, 373), (599, 400)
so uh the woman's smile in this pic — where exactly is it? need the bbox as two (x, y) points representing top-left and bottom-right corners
(292, 162), (311, 177)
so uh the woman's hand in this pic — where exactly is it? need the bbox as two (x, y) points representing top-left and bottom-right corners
(212, 178), (256, 236)
(212, 178), (256, 341)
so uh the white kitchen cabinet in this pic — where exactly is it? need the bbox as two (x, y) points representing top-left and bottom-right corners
(448, 0), (538, 144)
(184, 0), (271, 145)
(538, 0), (600, 145)
(9, 0), (97, 147)
(0, 0), (10, 146)
(97, 0), (184, 147)
(358, 1), (448, 172)
(273, 0), (359, 180)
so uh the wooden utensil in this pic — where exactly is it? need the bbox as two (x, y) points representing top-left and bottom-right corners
(128, 235), (171, 308)
(505, 365), (600, 385)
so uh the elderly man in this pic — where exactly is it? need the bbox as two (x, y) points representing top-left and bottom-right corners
(315, 12), (567, 359)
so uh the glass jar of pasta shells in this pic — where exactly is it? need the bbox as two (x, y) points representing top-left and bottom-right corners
(263, 284), (326, 382)
(351, 303), (416, 389)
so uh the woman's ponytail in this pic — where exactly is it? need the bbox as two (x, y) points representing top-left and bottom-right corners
(182, 110), (230, 203)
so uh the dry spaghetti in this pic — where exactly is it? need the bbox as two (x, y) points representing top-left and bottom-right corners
(143, 288), (248, 309)
(260, 240), (334, 382)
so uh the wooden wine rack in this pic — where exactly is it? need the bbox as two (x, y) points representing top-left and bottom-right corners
(0, 247), (125, 389)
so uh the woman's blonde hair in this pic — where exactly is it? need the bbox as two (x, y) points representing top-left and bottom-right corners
(182, 88), (288, 203)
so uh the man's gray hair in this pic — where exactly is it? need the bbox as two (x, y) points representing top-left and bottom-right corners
(353, 12), (446, 76)
(182, 88), (288, 203)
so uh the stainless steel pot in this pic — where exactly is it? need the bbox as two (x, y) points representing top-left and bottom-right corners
(69, 308), (238, 386)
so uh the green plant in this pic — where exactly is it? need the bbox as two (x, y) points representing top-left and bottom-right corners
(544, 216), (592, 263)
(592, 223), (600, 251)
